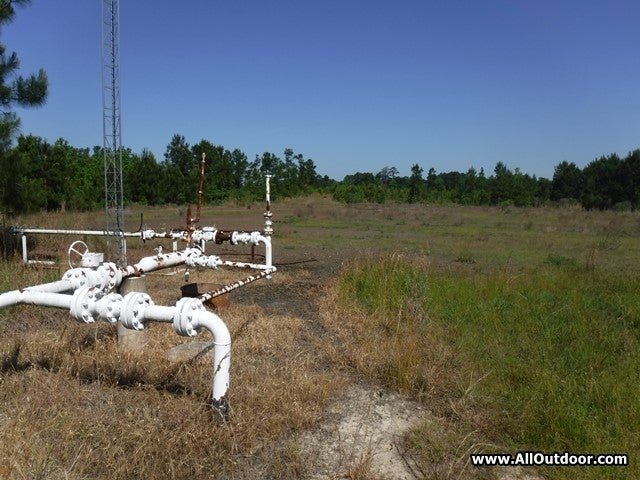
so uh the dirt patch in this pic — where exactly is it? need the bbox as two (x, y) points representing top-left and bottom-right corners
(298, 382), (427, 479)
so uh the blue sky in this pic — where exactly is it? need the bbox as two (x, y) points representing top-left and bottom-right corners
(3, 0), (640, 180)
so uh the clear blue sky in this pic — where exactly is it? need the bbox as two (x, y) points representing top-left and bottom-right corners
(3, 0), (640, 180)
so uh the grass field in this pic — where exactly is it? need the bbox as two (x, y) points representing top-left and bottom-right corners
(0, 196), (638, 479)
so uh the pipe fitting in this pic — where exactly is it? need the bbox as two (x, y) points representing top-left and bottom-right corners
(231, 231), (251, 245)
(185, 254), (221, 269)
(63, 268), (89, 290)
(172, 297), (205, 337)
(70, 287), (99, 324)
(62, 262), (122, 294)
(192, 227), (217, 244)
(120, 291), (152, 330)
(211, 397), (230, 422)
(141, 229), (156, 241)
(96, 292), (123, 323)
(94, 263), (122, 292)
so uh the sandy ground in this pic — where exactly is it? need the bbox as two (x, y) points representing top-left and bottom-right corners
(298, 383), (428, 479)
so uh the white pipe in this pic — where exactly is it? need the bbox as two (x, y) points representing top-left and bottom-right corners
(0, 283), (232, 417)
(0, 289), (72, 310)
(21, 234), (27, 263)
(0, 290), (22, 309)
(191, 310), (231, 406)
(0, 241), (274, 419)
(11, 227), (142, 237)
(0, 277), (77, 308)
(229, 232), (272, 268)
(121, 248), (199, 277)
(256, 234), (272, 268)
(68, 291), (231, 417)
(0, 248), (198, 310)
(25, 279), (75, 293)
(221, 260), (273, 270)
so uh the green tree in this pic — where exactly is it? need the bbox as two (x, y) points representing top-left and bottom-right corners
(230, 148), (248, 189)
(490, 161), (512, 204)
(126, 149), (163, 205)
(581, 154), (625, 210)
(0, 0), (48, 152)
(297, 156), (319, 191)
(163, 134), (194, 203)
(408, 163), (424, 203)
(551, 161), (584, 202)
(620, 150), (640, 208)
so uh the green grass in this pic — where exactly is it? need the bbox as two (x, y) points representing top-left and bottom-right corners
(332, 254), (640, 480)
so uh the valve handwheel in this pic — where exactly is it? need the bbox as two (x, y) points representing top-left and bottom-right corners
(68, 240), (89, 268)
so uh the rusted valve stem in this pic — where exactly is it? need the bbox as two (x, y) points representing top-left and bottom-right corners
(185, 152), (207, 246)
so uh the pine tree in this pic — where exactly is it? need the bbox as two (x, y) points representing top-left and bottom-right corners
(0, 0), (48, 152)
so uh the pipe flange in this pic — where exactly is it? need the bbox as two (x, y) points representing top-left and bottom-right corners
(101, 293), (122, 324)
(250, 231), (261, 244)
(63, 268), (88, 290)
(173, 297), (205, 337)
(70, 287), (97, 324)
(120, 291), (152, 331)
(101, 263), (122, 292)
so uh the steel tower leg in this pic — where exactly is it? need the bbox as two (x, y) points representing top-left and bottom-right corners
(101, 0), (126, 265)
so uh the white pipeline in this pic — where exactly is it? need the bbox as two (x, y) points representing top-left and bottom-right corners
(0, 289), (73, 310)
(121, 248), (200, 277)
(229, 232), (272, 268)
(70, 291), (231, 410)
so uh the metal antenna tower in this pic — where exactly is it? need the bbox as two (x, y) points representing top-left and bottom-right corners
(101, 0), (126, 265)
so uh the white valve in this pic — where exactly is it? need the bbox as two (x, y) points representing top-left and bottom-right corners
(68, 240), (89, 268)
(68, 240), (104, 268)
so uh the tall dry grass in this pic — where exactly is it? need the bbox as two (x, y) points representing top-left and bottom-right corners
(0, 297), (339, 479)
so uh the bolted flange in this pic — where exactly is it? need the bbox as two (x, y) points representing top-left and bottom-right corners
(100, 292), (122, 323)
(120, 291), (152, 331)
(70, 287), (98, 324)
(173, 297), (205, 337)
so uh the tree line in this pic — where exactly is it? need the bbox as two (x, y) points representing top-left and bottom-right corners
(0, 133), (333, 214)
(336, 150), (640, 210)
(0, 133), (638, 215)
